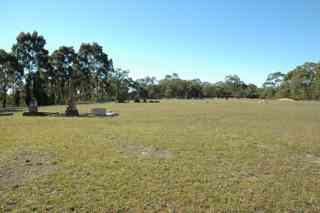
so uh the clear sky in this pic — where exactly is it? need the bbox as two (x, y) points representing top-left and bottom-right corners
(1, 0), (320, 86)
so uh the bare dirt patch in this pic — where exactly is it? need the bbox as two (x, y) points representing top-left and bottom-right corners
(0, 151), (58, 188)
(121, 144), (173, 159)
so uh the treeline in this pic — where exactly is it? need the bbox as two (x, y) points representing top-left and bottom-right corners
(133, 74), (259, 100)
(1, 31), (320, 108)
(134, 64), (320, 101)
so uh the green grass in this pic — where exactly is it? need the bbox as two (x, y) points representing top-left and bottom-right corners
(0, 99), (320, 212)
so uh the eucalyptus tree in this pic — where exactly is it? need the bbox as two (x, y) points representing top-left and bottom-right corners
(225, 75), (246, 98)
(285, 63), (318, 99)
(12, 31), (49, 105)
(263, 72), (285, 88)
(111, 68), (131, 102)
(311, 65), (320, 100)
(202, 82), (217, 98)
(0, 49), (23, 108)
(50, 46), (77, 104)
(78, 43), (113, 101)
(135, 76), (158, 101)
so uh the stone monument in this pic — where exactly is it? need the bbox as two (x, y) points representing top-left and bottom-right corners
(91, 108), (106, 116)
(65, 98), (79, 116)
(28, 99), (38, 113)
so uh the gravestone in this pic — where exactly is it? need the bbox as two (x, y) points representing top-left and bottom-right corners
(106, 111), (119, 117)
(28, 99), (38, 113)
(91, 108), (106, 116)
(65, 98), (79, 116)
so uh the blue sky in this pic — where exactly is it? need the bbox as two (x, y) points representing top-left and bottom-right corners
(1, 0), (320, 86)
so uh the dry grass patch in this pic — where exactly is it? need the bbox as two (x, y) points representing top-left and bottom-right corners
(121, 144), (173, 159)
(0, 150), (58, 188)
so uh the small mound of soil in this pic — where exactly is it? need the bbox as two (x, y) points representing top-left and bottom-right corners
(121, 144), (173, 159)
(0, 151), (58, 188)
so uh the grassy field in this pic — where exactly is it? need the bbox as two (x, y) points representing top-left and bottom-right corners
(0, 99), (320, 212)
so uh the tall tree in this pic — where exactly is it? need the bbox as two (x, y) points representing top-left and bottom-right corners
(0, 50), (23, 108)
(112, 68), (130, 102)
(261, 72), (285, 99)
(50, 46), (77, 104)
(263, 72), (285, 88)
(12, 31), (49, 105)
(78, 43), (113, 101)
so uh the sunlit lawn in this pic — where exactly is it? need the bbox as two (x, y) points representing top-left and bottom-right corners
(0, 99), (320, 212)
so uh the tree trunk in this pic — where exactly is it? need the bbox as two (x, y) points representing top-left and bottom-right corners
(14, 90), (20, 106)
(25, 74), (33, 105)
(2, 88), (7, 108)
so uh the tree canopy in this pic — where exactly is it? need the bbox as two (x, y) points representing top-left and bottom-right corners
(0, 31), (320, 108)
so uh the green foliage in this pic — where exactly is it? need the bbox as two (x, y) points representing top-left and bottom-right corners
(12, 31), (49, 105)
(49, 46), (77, 104)
(262, 62), (320, 100)
(0, 49), (23, 108)
(111, 68), (131, 102)
(2, 31), (320, 106)
(77, 43), (113, 102)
